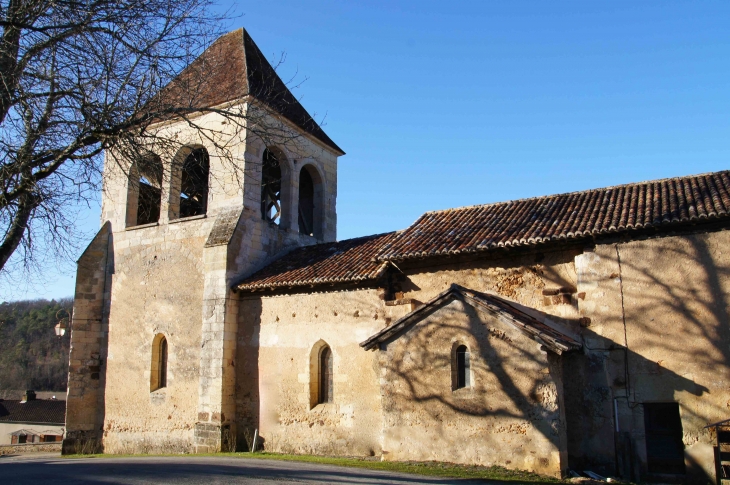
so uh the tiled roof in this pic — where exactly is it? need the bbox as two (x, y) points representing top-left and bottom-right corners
(235, 170), (730, 293)
(375, 170), (730, 262)
(0, 400), (66, 424)
(360, 284), (581, 354)
(236, 232), (397, 291)
(149, 29), (343, 154)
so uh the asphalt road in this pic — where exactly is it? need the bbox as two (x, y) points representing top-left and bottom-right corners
(0, 453), (485, 484)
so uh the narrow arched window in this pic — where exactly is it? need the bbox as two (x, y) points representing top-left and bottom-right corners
(150, 334), (168, 391)
(298, 167), (315, 236)
(128, 153), (163, 227)
(261, 148), (282, 224)
(158, 337), (168, 388)
(455, 345), (470, 389)
(297, 164), (326, 239)
(319, 346), (333, 404)
(179, 148), (209, 218)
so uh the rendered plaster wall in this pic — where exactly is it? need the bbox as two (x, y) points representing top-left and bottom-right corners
(378, 297), (567, 477)
(575, 229), (730, 483)
(236, 289), (408, 455)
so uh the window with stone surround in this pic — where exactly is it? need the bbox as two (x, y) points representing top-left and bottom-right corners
(150, 334), (168, 391)
(309, 340), (333, 407)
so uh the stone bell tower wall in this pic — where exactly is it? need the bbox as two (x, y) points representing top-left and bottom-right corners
(65, 103), (342, 454)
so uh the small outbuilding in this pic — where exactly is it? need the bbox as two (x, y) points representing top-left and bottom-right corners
(0, 391), (66, 445)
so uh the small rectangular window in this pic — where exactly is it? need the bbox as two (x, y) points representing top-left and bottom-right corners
(644, 402), (685, 474)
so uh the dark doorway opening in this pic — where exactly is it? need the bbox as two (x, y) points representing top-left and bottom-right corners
(644, 402), (686, 475)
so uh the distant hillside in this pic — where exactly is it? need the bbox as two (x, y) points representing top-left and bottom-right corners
(0, 298), (73, 391)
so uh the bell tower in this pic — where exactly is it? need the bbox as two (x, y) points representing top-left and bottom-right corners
(64, 28), (344, 454)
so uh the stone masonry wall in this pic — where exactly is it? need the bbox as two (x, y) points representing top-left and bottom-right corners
(236, 228), (730, 482)
(574, 229), (730, 483)
(101, 220), (208, 454)
(64, 222), (111, 455)
(235, 249), (581, 472)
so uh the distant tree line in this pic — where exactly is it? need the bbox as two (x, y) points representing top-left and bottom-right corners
(0, 297), (72, 391)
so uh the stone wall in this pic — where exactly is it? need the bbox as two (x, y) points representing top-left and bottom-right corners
(235, 250), (581, 474)
(64, 222), (111, 455)
(378, 297), (567, 477)
(236, 228), (730, 482)
(0, 443), (62, 455)
(573, 229), (730, 482)
(236, 289), (408, 455)
(67, 102), (342, 455)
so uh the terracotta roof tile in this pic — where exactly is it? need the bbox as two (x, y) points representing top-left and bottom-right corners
(375, 170), (730, 262)
(236, 232), (397, 291)
(235, 170), (730, 293)
(150, 29), (343, 154)
(0, 400), (66, 424)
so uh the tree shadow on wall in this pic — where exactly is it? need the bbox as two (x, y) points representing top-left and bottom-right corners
(562, 325), (709, 480)
(377, 296), (569, 470)
(376, 286), (711, 481)
(579, 233), (730, 483)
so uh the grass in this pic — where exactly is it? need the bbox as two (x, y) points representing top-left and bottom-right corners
(62, 451), (564, 483)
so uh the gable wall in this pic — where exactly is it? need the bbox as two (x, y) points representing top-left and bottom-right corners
(378, 297), (567, 477)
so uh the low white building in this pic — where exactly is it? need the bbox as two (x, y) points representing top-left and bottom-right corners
(0, 391), (65, 445)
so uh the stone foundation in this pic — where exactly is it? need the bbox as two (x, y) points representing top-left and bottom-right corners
(193, 422), (236, 453)
(0, 443), (62, 455)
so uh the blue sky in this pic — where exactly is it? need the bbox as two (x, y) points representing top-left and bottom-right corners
(5, 1), (729, 301)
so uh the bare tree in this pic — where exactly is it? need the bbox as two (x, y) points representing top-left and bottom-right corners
(0, 0), (308, 279)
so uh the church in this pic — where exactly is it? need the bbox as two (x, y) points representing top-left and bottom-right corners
(63, 28), (730, 483)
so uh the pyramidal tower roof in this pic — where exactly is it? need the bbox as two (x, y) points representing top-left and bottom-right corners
(154, 28), (343, 154)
